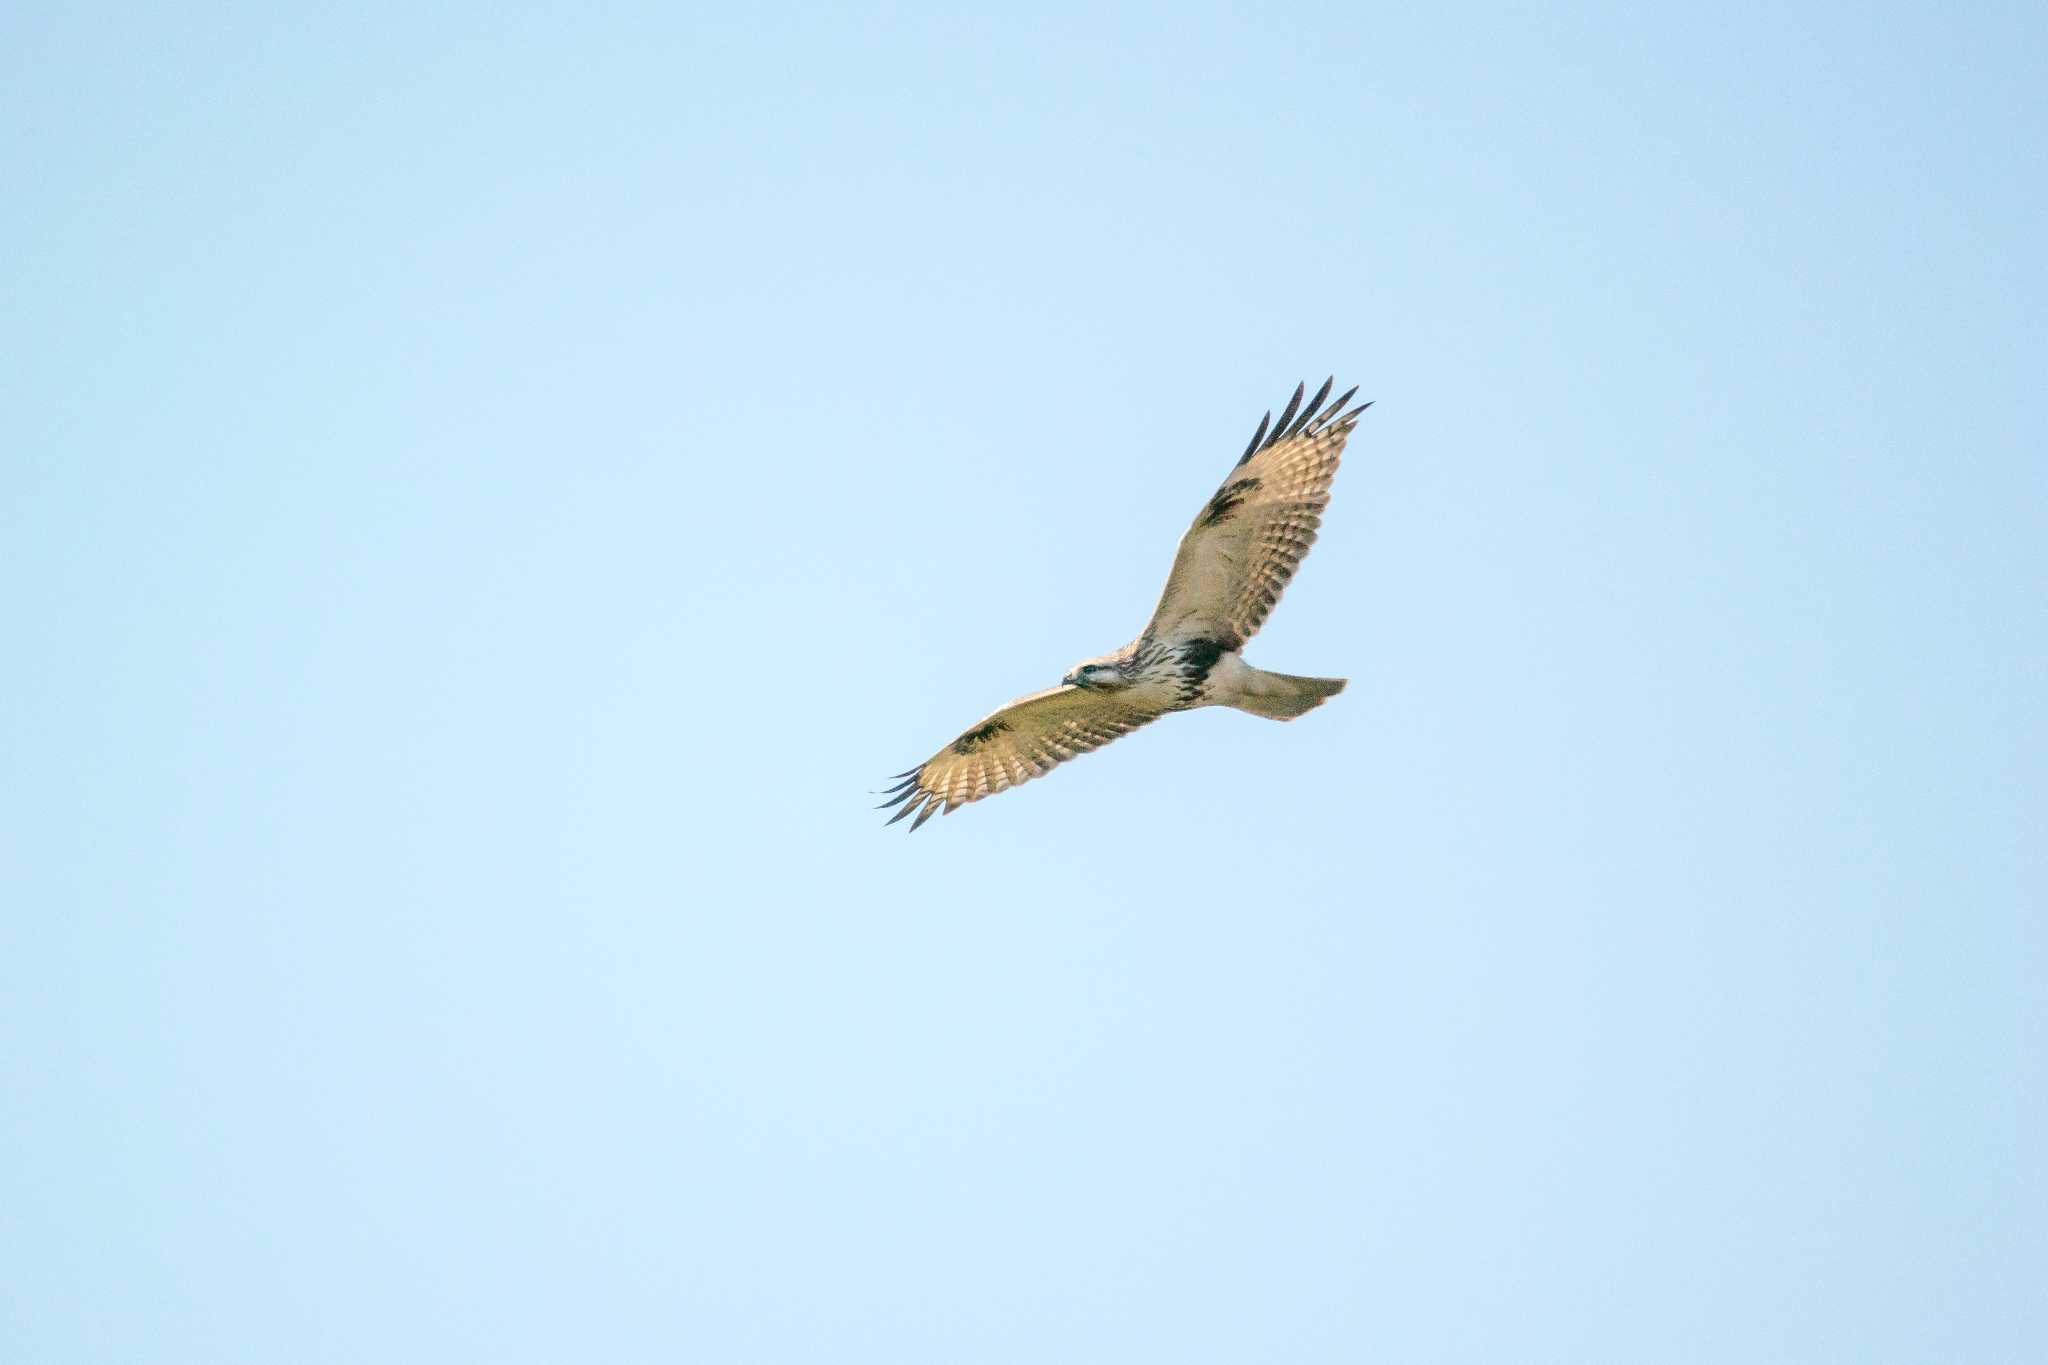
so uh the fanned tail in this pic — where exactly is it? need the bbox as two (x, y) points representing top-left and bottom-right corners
(1228, 668), (1346, 720)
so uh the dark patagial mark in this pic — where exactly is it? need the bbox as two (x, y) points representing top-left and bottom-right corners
(950, 719), (1009, 755)
(1200, 476), (1261, 527)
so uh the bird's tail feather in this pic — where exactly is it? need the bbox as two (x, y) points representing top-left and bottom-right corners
(1229, 668), (1347, 721)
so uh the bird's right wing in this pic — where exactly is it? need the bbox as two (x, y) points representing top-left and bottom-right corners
(878, 684), (1164, 831)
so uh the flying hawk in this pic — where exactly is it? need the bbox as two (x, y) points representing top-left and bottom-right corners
(880, 377), (1370, 830)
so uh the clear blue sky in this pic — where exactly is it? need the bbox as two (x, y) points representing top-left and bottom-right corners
(4, 3), (2042, 1360)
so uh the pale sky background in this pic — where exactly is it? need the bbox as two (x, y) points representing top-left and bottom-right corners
(3, 3), (2043, 1361)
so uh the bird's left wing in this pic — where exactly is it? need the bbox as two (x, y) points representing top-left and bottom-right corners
(1143, 378), (1370, 648)
(878, 684), (1165, 831)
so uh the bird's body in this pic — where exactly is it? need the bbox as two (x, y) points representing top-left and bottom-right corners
(1059, 637), (1339, 719)
(881, 378), (1370, 829)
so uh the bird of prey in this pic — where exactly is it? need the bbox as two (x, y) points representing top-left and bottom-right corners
(880, 377), (1370, 830)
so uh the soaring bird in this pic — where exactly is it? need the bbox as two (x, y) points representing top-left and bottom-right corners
(880, 378), (1370, 830)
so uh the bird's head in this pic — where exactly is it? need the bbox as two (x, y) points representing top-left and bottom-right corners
(1062, 657), (1129, 690)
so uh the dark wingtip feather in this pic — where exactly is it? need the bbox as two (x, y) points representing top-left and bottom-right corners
(1331, 399), (1374, 431)
(1269, 382), (1305, 446)
(1239, 379), (1369, 463)
(1290, 376), (1334, 436)
(1314, 386), (1359, 430)
(1237, 410), (1272, 466)
(909, 801), (939, 832)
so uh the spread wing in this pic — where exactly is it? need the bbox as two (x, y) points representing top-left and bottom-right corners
(877, 685), (1164, 831)
(1144, 378), (1371, 648)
